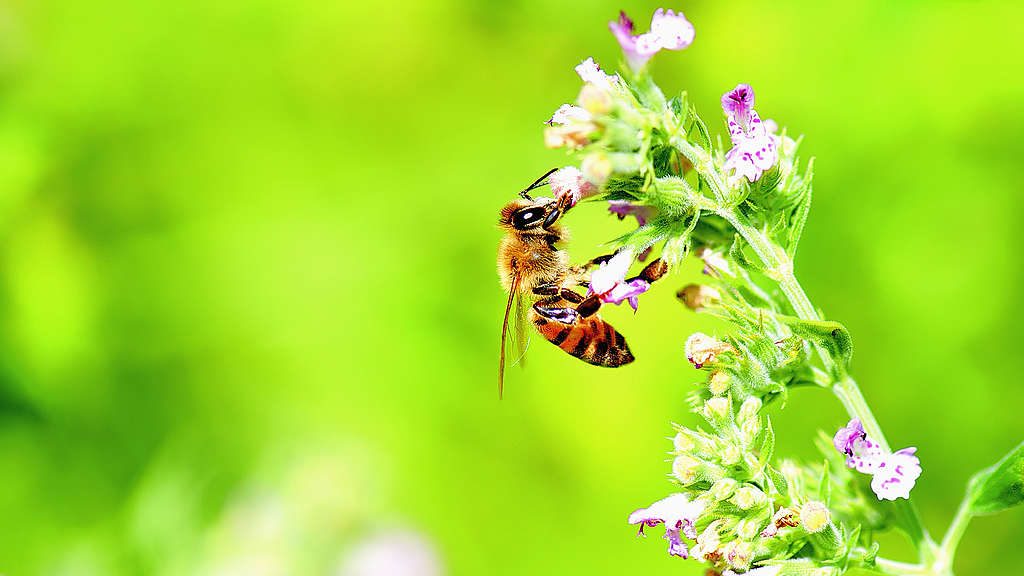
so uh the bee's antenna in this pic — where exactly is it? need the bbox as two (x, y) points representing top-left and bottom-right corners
(519, 167), (559, 200)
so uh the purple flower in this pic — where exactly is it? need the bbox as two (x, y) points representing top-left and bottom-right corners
(721, 83), (755, 122)
(832, 418), (921, 500)
(721, 84), (778, 185)
(607, 200), (656, 227)
(609, 9), (694, 72)
(832, 418), (865, 455)
(548, 167), (598, 207)
(871, 448), (923, 501)
(588, 249), (650, 311)
(628, 493), (705, 558)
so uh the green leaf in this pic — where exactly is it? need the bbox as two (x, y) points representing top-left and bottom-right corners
(765, 463), (789, 499)
(786, 160), (814, 261)
(759, 415), (776, 469)
(818, 459), (832, 507)
(687, 104), (712, 150)
(967, 440), (1024, 515)
(776, 314), (853, 372)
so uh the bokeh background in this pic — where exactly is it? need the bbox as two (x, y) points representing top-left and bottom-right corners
(0, 0), (1021, 574)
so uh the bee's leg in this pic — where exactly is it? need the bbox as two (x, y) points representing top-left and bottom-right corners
(575, 258), (668, 319)
(535, 283), (586, 305)
(532, 302), (581, 325)
(532, 284), (560, 296)
(576, 293), (603, 318)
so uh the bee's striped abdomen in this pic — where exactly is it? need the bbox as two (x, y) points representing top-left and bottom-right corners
(532, 310), (634, 367)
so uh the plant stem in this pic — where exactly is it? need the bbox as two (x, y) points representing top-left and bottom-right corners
(932, 495), (973, 575)
(669, 135), (941, 561)
(723, 206), (939, 562)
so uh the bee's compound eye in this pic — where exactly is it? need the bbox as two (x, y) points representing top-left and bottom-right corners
(512, 207), (546, 230)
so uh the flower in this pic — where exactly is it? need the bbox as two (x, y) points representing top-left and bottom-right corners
(871, 448), (923, 501)
(627, 493), (706, 558)
(609, 9), (694, 72)
(574, 57), (618, 92)
(588, 249), (650, 311)
(548, 166), (598, 207)
(833, 418), (922, 500)
(694, 246), (733, 277)
(721, 83), (778, 185)
(607, 200), (656, 227)
(685, 332), (735, 368)
(721, 83), (755, 121)
(545, 104), (592, 126)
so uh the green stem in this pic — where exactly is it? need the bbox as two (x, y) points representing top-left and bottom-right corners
(669, 135), (940, 561)
(933, 495), (972, 575)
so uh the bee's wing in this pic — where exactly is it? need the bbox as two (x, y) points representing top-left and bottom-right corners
(511, 289), (532, 367)
(499, 272), (521, 399)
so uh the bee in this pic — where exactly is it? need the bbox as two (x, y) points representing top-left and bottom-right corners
(497, 170), (668, 397)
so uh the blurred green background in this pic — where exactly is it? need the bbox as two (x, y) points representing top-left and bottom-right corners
(0, 0), (1021, 574)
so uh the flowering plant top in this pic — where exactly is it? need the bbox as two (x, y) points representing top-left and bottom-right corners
(520, 5), (1024, 576)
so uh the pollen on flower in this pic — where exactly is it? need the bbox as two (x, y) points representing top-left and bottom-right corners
(800, 501), (831, 533)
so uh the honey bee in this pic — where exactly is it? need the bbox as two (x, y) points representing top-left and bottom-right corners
(497, 170), (668, 397)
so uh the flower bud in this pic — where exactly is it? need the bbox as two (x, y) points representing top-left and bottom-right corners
(800, 501), (831, 533)
(702, 397), (731, 424)
(724, 540), (752, 571)
(672, 454), (702, 485)
(737, 397), (762, 423)
(677, 284), (721, 311)
(672, 431), (695, 453)
(708, 371), (730, 395)
(735, 518), (762, 540)
(709, 478), (737, 501)
(578, 83), (613, 115)
(544, 123), (597, 149)
(730, 485), (767, 510)
(581, 153), (612, 185)
(739, 417), (762, 444)
(720, 443), (742, 466)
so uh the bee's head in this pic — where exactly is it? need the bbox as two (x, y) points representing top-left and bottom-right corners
(499, 197), (559, 232)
